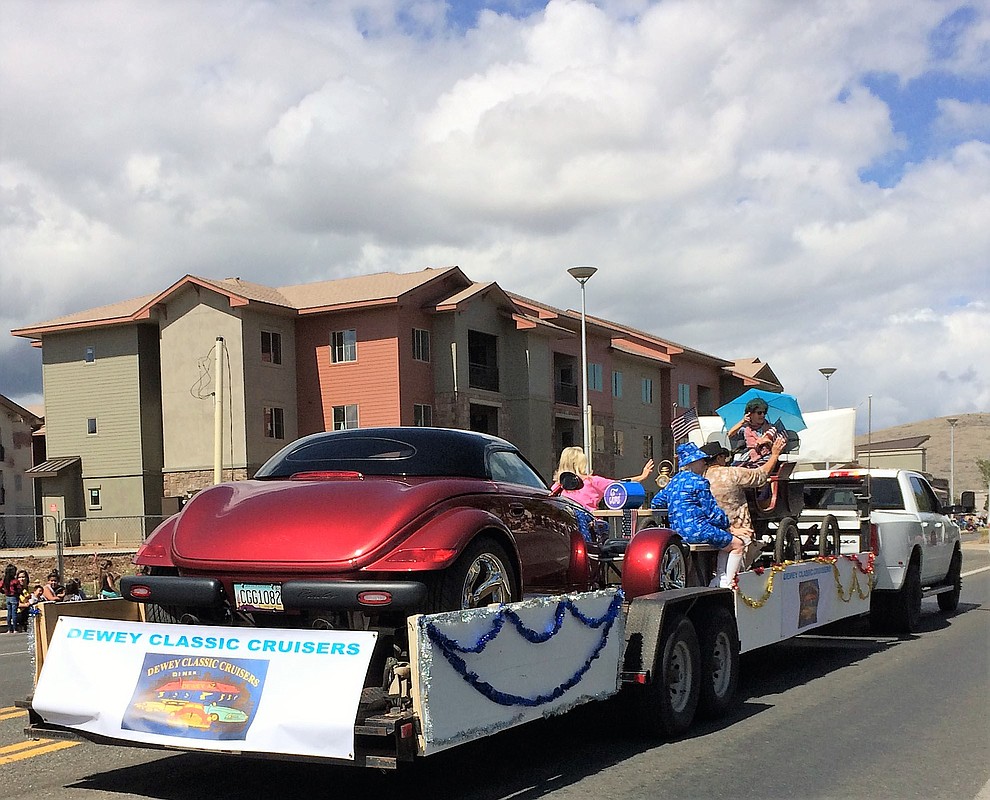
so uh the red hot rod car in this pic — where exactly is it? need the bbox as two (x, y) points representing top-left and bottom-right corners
(123, 427), (685, 630)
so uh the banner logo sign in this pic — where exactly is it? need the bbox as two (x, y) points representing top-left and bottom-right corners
(34, 618), (377, 760)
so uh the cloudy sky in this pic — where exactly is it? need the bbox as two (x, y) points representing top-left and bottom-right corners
(1, 0), (987, 431)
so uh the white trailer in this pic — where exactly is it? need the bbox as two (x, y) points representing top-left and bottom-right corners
(23, 550), (874, 767)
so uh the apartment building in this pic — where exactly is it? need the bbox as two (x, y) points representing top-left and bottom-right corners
(0, 394), (43, 545)
(12, 266), (782, 522)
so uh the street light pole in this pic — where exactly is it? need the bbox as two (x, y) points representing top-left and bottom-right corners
(947, 417), (959, 503)
(819, 367), (837, 410)
(568, 266), (597, 470)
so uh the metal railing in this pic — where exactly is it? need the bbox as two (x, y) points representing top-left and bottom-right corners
(61, 516), (169, 547)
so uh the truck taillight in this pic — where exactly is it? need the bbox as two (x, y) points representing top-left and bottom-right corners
(869, 523), (879, 554)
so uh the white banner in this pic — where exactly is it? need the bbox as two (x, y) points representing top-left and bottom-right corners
(413, 589), (624, 754)
(33, 618), (377, 760)
(691, 408), (857, 465)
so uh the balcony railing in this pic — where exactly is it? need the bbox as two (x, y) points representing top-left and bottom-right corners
(555, 381), (579, 406)
(468, 362), (499, 392)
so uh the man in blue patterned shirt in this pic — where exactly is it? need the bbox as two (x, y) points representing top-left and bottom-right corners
(651, 442), (740, 587)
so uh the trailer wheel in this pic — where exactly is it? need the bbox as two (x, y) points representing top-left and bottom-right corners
(889, 560), (922, 633)
(773, 517), (802, 563)
(820, 514), (841, 557)
(937, 549), (962, 613)
(696, 606), (740, 719)
(430, 537), (517, 612)
(637, 613), (700, 737)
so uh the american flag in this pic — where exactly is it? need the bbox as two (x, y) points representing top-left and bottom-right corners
(671, 407), (700, 441)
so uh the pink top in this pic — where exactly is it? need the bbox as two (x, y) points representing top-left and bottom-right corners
(552, 474), (614, 511)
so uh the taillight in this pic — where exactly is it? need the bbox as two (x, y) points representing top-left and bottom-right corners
(129, 584), (152, 600)
(357, 591), (392, 606)
(869, 523), (879, 554)
(381, 548), (458, 565)
(135, 541), (168, 561)
(290, 470), (364, 481)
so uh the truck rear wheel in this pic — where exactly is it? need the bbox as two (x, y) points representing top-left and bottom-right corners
(889, 560), (922, 633)
(937, 550), (962, 613)
(636, 613), (700, 737)
(696, 606), (739, 719)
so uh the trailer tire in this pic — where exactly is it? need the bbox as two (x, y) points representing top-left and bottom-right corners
(937, 549), (962, 613)
(696, 606), (740, 719)
(774, 517), (802, 563)
(820, 514), (841, 557)
(637, 613), (700, 737)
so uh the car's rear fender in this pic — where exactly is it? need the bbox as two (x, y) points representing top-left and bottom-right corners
(622, 527), (683, 600)
(363, 506), (518, 575)
(132, 516), (178, 570)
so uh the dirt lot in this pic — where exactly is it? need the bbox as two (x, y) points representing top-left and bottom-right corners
(2, 553), (137, 597)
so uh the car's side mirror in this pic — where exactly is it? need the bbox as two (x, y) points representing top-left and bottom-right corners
(558, 472), (584, 491)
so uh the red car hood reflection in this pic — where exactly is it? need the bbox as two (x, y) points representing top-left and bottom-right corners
(170, 477), (485, 571)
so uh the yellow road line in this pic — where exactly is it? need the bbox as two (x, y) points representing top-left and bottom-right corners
(0, 739), (79, 764)
(0, 710), (26, 722)
(0, 708), (20, 715)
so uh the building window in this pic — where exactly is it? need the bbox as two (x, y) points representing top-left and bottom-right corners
(642, 379), (653, 404)
(87, 417), (98, 435)
(331, 329), (357, 363)
(468, 330), (499, 391)
(88, 487), (101, 509)
(264, 406), (285, 440)
(592, 424), (605, 453)
(613, 429), (624, 456)
(697, 385), (714, 415)
(261, 331), (282, 365)
(588, 363), (603, 392)
(84, 346), (96, 363)
(413, 329), (431, 362)
(333, 404), (359, 430)
(612, 371), (623, 398)
(0, 473), (5, 506)
(643, 435), (654, 459)
(678, 383), (691, 408)
(414, 404), (433, 426)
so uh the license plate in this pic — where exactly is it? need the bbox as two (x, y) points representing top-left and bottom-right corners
(233, 582), (283, 612)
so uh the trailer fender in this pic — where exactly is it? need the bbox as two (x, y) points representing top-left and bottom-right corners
(620, 587), (732, 679)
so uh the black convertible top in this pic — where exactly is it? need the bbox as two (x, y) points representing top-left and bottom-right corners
(255, 427), (518, 479)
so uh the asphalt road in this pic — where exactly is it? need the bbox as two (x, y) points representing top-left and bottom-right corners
(2, 544), (988, 800)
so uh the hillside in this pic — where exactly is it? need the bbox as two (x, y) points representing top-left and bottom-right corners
(855, 412), (989, 498)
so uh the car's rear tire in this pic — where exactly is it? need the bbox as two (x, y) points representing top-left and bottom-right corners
(143, 567), (181, 623)
(937, 549), (962, 613)
(429, 537), (517, 612)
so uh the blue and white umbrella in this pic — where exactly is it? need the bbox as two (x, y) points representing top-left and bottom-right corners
(716, 389), (807, 433)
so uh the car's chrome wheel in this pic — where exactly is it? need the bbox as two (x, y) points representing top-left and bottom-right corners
(460, 551), (514, 608)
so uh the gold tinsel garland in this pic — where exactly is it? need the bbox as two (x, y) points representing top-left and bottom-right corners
(733, 553), (876, 610)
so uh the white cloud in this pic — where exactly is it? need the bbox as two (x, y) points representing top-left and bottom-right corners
(1, 0), (988, 429)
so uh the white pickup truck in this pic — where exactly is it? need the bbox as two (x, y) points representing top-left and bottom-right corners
(790, 468), (962, 633)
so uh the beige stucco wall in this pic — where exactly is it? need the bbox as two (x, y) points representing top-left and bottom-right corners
(159, 288), (247, 475)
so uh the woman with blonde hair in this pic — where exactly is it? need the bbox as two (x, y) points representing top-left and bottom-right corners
(551, 446), (654, 511)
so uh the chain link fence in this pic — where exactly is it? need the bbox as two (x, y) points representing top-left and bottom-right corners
(0, 515), (167, 549)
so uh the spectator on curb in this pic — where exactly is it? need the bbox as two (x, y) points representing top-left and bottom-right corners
(2, 564), (23, 633)
(99, 559), (121, 599)
(15, 569), (31, 632)
(63, 578), (87, 602)
(42, 570), (65, 602)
